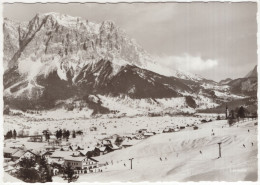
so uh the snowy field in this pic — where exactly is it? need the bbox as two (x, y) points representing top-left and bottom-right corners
(53, 119), (257, 182)
(4, 114), (202, 150)
(4, 113), (258, 182)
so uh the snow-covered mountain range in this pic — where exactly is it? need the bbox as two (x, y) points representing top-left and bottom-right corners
(3, 12), (257, 116)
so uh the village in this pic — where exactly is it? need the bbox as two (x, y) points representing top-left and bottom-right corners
(3, 105), (258, 182)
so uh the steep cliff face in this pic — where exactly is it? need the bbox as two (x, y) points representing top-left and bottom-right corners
(245, 65), (257, 78)
(3, 13), (197, 109)
(4, 12), (252, 113)
(4, 13), (155, 75)
(226, 66), (257, 96)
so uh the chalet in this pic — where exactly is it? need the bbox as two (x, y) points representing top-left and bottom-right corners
(76, 144), (84, 150)
(61, 146), (73, 151)
(121, 139), (140, 148)
(64, 156), (99, 173)
(179, 126), (185, 130)
(4, 162), (16, 173)
(154, 129), (163, 134)
(4, 148), (18, 158)
(91, 147), (106, 156)
(143, 132), (154, 138)
(89, 127), (97, 132)
(134, 134), (144, 140)
(21, 150), (40, 161)
(42, 151), (53, 159)
(101, 139), (116, 147)
(4, 158), (12, 163)
(11, 150), (26, 161)
(50, 151), (84, 161)
(93, 144), (120, 156)
(99, 147), (108, 155)
(12, 150), (39, 162)
(163, 127), (174, 133)
(137, 129), (148, 134)
(193, 126), (199, 130)
(79, 147), (95, 157)
(121, 134), (134, 140)
(28, 135), (43, 142)
(106, 144), (120, 152)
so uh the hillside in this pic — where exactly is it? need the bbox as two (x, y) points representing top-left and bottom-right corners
(51, 119), (257, 182)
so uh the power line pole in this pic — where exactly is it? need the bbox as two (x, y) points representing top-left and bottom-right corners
(129, 158), (134, 170)
(217, 142), (222, 158)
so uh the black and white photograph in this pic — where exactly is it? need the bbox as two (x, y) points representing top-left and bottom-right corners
(1, 1), (258, 183)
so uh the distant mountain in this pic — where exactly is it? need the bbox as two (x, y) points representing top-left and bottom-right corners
(227, 65), (257, 96)
(245, 65), (257, 78)
(219, 78), (233, 85)
(3, 12), (249, 114)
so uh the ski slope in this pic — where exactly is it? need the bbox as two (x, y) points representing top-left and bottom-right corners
(52, 119), (257, 182)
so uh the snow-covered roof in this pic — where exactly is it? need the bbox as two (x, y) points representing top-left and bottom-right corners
(64, 156), (98, 162)
(51, 151), (74, 158)
(28, 149), (41, 156)
(12, 150), (25, 158)
(64, 156), (87, 162)
(143, 133), (154, 136)
(99, 147), (106, 152)
(108, 144), (120, 150)
(121, 139), (140, 146)
(79, 148), (94, 155)
(3, 148), (18, 154)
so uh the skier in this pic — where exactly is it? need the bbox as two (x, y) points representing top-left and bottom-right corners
(200, 150), (202, 154)
(243, 144), (246, 148)
(251, 142), (254, 146)
(160, 157), (162, 161)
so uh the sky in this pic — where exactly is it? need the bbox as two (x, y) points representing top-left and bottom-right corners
(3, 2), (258, 81)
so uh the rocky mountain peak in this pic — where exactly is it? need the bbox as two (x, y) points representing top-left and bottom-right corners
(245, 65), (257, 78)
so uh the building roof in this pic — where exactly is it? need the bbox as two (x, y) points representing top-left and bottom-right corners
(25, 150), (40, 156)
(121, 139), (140, 146)
(28, 149), (41, 156)
(79, 148), (94, 155)
(143, 132), (154, 136)
(4, 165), (15, 172)
(98, 147), (107, 152)
(3, 148), (18, 154)
(89, 157), (98, 162)
(64, 156), (99, 162)
(64, 156), (87, 162)
(7, 161), (16, 166)
(51, 151), (74, 158)
(12, 150), (26, 158)
(42, 151), (53, 155)
(107, 144), (120, 150)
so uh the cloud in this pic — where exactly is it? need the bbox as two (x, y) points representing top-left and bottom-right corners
(158, 54), (218, 73)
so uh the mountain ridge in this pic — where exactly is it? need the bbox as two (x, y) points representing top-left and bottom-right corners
(3, 12), (257, 115)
